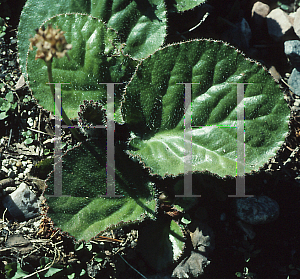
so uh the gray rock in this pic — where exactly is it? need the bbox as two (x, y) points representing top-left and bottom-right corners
(267, 8), (293, 41)
(2, 182), (41, 220)
(294, 7), (300, 39)
(284, 40), (300, 69)
(288, 68), (300, 96)
(236, 195), (280, 225)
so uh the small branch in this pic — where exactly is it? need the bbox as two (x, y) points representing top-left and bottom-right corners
(119, 254), (148, 279)
(27, 127), (49, 135)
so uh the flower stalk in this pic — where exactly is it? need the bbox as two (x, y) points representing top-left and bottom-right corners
(29, 24), (84, 142)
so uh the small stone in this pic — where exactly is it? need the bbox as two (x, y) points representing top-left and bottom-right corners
(294, 7), (300, 39)
(27, 164), (33, 170)
(27, 118), (34, 127)
(284, 40), (300, 69)
(18, 173), (24, 179)
(236, 195), (280, 225)
(252, 1), (270, 28)
(288, 68), (300, 96)
(23, 168), (31, 175)
(16, 161), (22, 168)
(2, 182), (42, 221)
(1, 166), (9, 173)
(252, 1), (270, 18)
(266, 8), (293, 41)
(33, 220), (41, 229)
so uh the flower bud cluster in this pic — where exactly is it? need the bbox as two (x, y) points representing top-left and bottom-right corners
(29, 24), (72, 61)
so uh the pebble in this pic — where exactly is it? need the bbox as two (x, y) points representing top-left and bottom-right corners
(266, 8), (293, 41)
(251, 1), (270, 29)
(284, 40), (300, 69)
(235, 195), (280, 225)
(2, 182), (42, 221)
(252, 1), (270, 18)
(294, 7), (300, 39)
(1, 165), (9, 173)
(288, 68), (300, 96)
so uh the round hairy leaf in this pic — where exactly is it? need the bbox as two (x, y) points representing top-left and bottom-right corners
(18, 0), (167, 77)
(122, 39), (290, 178)
(45, 140), (156, 241)
(26, 13), (137, 119)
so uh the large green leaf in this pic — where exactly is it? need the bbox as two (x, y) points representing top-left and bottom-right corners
(45, 140), (156, 241)
(122, 39), (290, 177)
(26, 13), (137, 119)
(18, 0), (167, 78)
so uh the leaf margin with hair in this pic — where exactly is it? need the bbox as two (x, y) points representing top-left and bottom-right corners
(26, 13), (137, 119)
(17, 0), (167, 78)
(122, 38), (290, 178)
(44, 139), (157, 242)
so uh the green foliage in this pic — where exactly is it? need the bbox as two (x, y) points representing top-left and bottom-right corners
(45, 139), (157, 241)
(123, 39), (289, 177)
(26, 13), (137, 119)
(21, 130), (36, 145)
(0, 91), (17, 120)
(17, 0), (291, 273)
(0, 16), (9, 38)
(18, 0), (167, 78)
